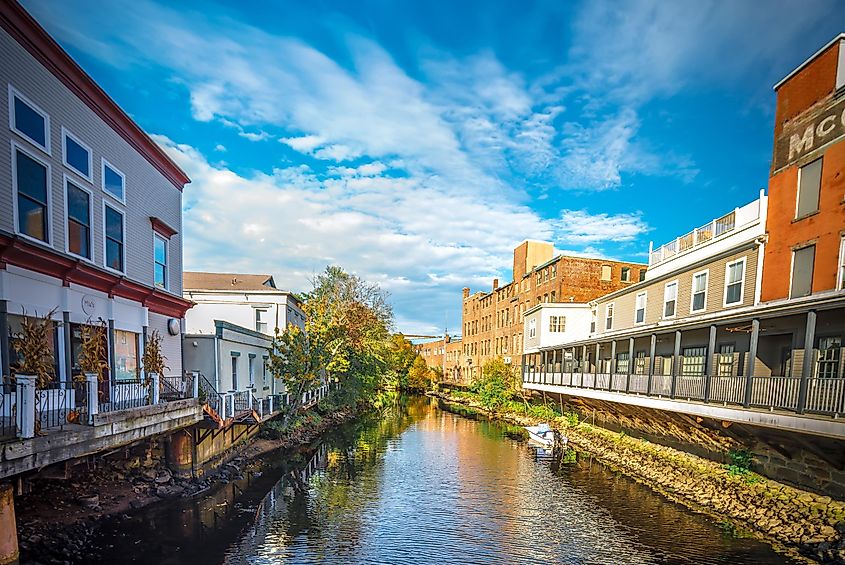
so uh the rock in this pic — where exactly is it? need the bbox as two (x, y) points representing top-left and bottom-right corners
(154, 469), (172, 484)
(836, 521), (845, 535)
(129, 500), (144, 510)
(78, 495), (99, 510)
(141, 469), (157, 482)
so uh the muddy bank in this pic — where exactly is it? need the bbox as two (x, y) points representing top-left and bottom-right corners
(431, 390), (845, 565)
(14, 403), (361, 565)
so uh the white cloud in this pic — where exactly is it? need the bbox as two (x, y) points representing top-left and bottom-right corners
(214, 144), (226, 152)
(280, 135), (325, 152)
(554, 210), (651, 244)
(237, 130), (271, 142)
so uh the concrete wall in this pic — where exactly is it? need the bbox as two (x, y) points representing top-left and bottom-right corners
(182, 335), (216, 383)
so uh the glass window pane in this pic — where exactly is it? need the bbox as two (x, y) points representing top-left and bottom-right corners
(65, 136), (89, 177)
(797, 158), (822, 218)
(155, 264), (166, 288)
(105, 206), (123, 241)
(726, 283), (742, 304)
(16, 151), (47, 203)
(68, 219), (90, 258)
(18, 195), (46, 241)
(114, 330), (138, 382)
(106, 239), (123, 271)
(693, 292), (705, 311)
(14, 96), (46, 147)
(154, 236), (166, 263)
(67, 182), (90, 225)
(790, 246), (815, 299)
(728, 262), (744, 284)
(104, 164), (124, 200)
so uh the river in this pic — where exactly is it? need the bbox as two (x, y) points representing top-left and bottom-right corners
(85, 396), (796, 564)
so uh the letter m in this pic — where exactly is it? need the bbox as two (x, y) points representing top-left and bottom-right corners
(788, 125), (815, 161)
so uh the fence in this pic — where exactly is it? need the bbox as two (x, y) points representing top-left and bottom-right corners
(0, 382), (16, 440)
(161, 374), (194, 401)
(101, 380), (149, 413)
(35, 381), (75, 432)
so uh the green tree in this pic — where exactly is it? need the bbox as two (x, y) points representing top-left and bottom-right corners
(471, 357), (516, 412)
(384, 333), (417, 390)
(268, 324), (328, 426)
(406, 355), (433, 391)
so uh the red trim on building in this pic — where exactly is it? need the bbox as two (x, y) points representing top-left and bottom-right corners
(0, 1), (190, 191)
(0, 234), (193, 318)
(150, 217), (178, 239)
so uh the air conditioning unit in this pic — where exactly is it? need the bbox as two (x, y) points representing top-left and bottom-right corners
(503, 356), (512, 364)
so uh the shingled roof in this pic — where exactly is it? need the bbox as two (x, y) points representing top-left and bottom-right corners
(183, 272), (276, 291)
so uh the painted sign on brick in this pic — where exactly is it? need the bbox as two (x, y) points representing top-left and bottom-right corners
(774, 93), (845, 171)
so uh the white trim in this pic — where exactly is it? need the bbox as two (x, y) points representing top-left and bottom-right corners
(690, 269), (709, 313)
(838, 236), (845, 291)
(61, 126), (93, 183)
(101, 158), (126, 204)
(662, 279), (679, 319)
(723, 256), (747, 307)
(62, 174), (95, 264)
(8, 84), (51, 155)
(11, 140), (53, 247)
(634, 291), (647, 325)
(153, 232), (168, 290)
(102, 201), (127, 275)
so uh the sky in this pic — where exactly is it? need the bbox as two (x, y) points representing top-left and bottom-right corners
(24, 0), (845, 335)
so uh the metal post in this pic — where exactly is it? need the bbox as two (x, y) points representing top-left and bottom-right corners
(704, 325), (716, 402)
(671, 330), (681, 398)
(744, 318), (760, 408)
(797, 311), (816, 414)
(15, 375), (36, 439)
(648, 334), (656, 395)
(626, 337), (634, 393)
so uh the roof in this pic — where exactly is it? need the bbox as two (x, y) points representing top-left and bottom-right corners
(773, 33), (845, 91)
(0, 1), (190, 189)
(183, 272), (276, 291)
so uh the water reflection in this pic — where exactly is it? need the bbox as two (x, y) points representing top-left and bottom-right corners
(89, 396), (795, 564)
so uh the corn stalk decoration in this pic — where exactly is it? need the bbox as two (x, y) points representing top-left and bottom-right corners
(78, 320), (109, 382)
(142, 330), (168, 386)
(11, 309), (57, 389)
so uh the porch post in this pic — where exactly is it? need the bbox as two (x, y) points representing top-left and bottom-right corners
(0, 302), (9, 379)
(671, 330), (681, 398)
(594, 343), (600, 388)
(648, 334), (656, 395)
(797, 310), (817, 414)
(150, 373), (160, 405)
(626, 337), (634, 393)
(62, 312), (72, 383)
(15, 375), (36, 439)
(581, 345), (588, 377)
(744, 318), (760, 408)
(609, 340), (617, 390)
(85, 374), (99, 425)
(192, 371), (199, 399)
(704, 324), (716, 402)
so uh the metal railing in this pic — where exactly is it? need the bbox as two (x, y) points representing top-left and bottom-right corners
(101, 380), (149, 413)
(232, 390), (252, 415)
(161, 374), (193, 401)
(650, 210), (738, 266)
(35, 381), (74, 432)
(0, 382), (16, 440)
(523, 368), (845, 418)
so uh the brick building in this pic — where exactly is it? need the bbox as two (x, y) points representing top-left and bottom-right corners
(414, 335), (465, 383)
(460, 240), (646, 380)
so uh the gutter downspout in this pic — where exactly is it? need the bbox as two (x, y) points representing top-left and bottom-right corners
(753, 188), (768, 307)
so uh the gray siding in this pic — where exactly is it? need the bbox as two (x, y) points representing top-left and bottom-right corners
(0, 28), (183, 295)
(149, 312), (183, 378)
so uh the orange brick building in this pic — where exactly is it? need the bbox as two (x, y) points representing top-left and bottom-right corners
(764, 34), (845, 300)
(414, 335), (466, 382)
(460, 241), (646, 380)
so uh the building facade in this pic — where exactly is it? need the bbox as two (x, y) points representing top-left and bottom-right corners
(414, 335), (465, 382)
(0, 1), (191, 396)
(461, 240), (646, 380)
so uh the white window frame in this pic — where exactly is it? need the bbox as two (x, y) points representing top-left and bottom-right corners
(101, 158), (126, 204)
(528, 318), (536, 339)
(621, 267), (631, 282)
(663, 280), (678, 319)
(63, 174), (94, 263)
(634, 292), (647, 325)
(11, 141), (53, 246)
(102, 201), (127, 274)
(690, 269), (709, 313)
(795, 157), (822, 220)
(61, 126), (93, 183)
(723, 257), (747, 307)
(153, 232), (168, 290)
(605, 302), (614, 330)
(8, 84), (51, 155)
(838, 236), (845, 291)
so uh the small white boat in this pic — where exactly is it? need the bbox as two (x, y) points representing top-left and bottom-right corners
(525, 424), (556, 447)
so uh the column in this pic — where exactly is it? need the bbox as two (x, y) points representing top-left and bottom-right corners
(0, 302), (9, 379)
(15, 374), (36, 439)
(704, 325), (716, 402)
(86, 373), (99, 425)
(744, 318), (760, 408)
(797, 311), (816, 414)
(192, 371), (200, 399)
(609, 340), (617, 391)
(62, 311), (72, 384)
(671, 330), (681, 398)
(648, 334), (656, 395)
(594, 343), (600, 389)
(150, 373), (160, 405)
(626, 337), (634, 393)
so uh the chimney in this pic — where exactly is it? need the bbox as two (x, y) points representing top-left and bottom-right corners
(462, 287), (470, 299)
(493, 278), (499, 290)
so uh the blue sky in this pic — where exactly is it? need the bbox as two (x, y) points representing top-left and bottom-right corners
(25, 0), (845, 335)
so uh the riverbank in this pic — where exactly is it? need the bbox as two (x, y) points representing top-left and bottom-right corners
(431, 389), (845, 564)
(14, 401), (362, 565)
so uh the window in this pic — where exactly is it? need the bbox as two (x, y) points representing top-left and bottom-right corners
(102, 159), (125, 202)
(550, 291), (556, 302)
(717, 344), (735, 377)
(551, 264), (557, 278)
(231, 355), (239, 390)
(543, 293), (548, 303)
(790, 245), (815, 299)
(634, 351), (647, 375)
(600, 265), (612, 281)
(639, 269), (647, 282)
(62, 128), (91, 180)
(635, 292), (647, 324)
(255, 309), (269, 333)
(9, 86), (49, 153)
(605, 303), (614, 330)
(104, 203), (125, 273)
(8, 314), (60, 379)
(691, 270), (708, 312)
(13, 145), (50, 242)
(590, 310), (596, 333)
(621, 267), (631, 282)
(616, 352), (629, 374)
(682, 347), (707, 376)
(817, 337), (842, 379)
(153, 234), (168, 289)
(839, 237), (845, 291)
(66, 178), (91, 259)
(114, 330), (139, 382)
(248, 354), (256, 388)
(796, 157), (822, 219)
(724, 258), (745, 306)
(528, 318), (536, 339)
(549, 316), (566, 332)
(663, 281), (678, 318)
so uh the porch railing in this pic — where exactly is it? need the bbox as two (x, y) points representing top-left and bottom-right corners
(522, 369), (845, 418)
(101, 380), (149, 413)
(35, 381), (75, 432)
(161, 374), (194, 401)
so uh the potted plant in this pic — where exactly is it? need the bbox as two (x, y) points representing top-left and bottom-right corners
(142, 330), (168, 402)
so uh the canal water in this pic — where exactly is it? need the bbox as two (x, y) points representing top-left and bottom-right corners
(87, 396), (796, 564)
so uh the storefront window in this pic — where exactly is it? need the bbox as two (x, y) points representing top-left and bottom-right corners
(114, 330), (139, 382)
(7, 314), (60, 381)
(70, 323), (109, 381)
